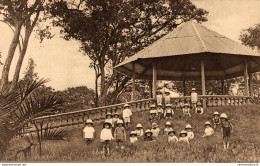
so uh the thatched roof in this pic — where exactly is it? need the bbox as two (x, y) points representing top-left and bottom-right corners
(115, 21), (260, 80)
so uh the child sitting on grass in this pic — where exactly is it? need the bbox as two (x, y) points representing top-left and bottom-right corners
(163, 121), (173, 135)
(202, 121), (214, 137)
(144, 129), (153, 142)
(135, 123), (144, 137)
(122, 103), (132, 127)
(220, 113), (233, 150)
(83, 119), (95, 145)
(130, 131), (138, 144)
(164, 104), (174, 119)
(168, 129), (178, 143)
(149, 105), (158, 122)
(182, 103), (191, 117)
(195, 102), (203, 114)
(114, 119), (126, 149)
(157, 103), (164, 119)
(151, 123), (160, 137)
(212, 111), (221, 130)
(178, 130), (189, 144)
(185, 124), (194, 140)
(100, 120), (114, 155)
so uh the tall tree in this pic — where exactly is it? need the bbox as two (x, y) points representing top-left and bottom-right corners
(49, 0), (208, 106)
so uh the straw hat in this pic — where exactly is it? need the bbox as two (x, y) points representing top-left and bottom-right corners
(204, 121), (211, 127)
(213, 111), (220, 116)
(85, 119), (93, 124)
(165, 121), (172, 126)
(152, 123), (158, 128)
(123, 103), (130, 108)
(192, 88), (196, 91)
(113, 112), (119, 117)
(130, 131), (137, 136)
(184, 103), (189, 107)
(166, 104), (172, 108)
(168, 129), (176, 135)
(185, 124), (192, 129)
(103, 120), (112, 128)
(179, 130), (188, 137)
(220, 113), (228, 119)
(145, 129), (153, 136)
(136, 123), (143, 128)
(117, 119), (124, 124)
(157, 103), (162, 107)
(106, 112), (113, 118)
(150, 105), (156, 108)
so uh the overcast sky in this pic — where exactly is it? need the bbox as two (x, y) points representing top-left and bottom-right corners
(0, 0), (260, 91)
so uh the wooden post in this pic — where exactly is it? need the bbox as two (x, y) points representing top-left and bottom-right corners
(183, 80), (186, 96)
(244, 62), (249, 97)
(152, 63), (157, 100)
(149, 80), (153, 98)
(131, 76), (136, 101)
(201, 60), (206, 109)
(249, 73), (253, 97)
(221, 79), (225, 95)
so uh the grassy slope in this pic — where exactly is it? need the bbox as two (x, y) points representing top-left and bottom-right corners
(4, 105), (260, 162)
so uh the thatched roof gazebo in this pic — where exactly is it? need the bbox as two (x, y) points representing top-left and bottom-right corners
(115, 21), (260, 108)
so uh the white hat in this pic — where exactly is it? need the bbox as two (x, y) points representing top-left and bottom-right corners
(179, 130), (188, 136)
(150, 105), (156, 108)
(157, 103), (162, 106)
(184, 103), (189, 107)
(213, 111), (220, 116)
(117, 119), (124, 124)
(168, 129), (176, 135)
(204, 121), (211, 126)
(185, 124), (192, 129)
(165, 121), (172, 126)
(130, 131), (137, 136)
(150, 109), (156, 114)
(192, 88), (196, 91)
(123, 103), (129, 108)
(85, 119), (93, 124)
(166, 104), (172, 107)
(103, 120), (112, 128)
(136, 123), (143, 128)
(220, 113), (228, 119)
(152, 123), (158, 128)
(145, 129), (152, 135)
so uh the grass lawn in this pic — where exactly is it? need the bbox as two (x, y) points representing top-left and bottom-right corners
(3, 105), (260, 162)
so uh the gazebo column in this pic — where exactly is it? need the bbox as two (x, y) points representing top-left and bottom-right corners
(249, 73), (253, 97)
(152, 63), (157, 100)
(221, 79), (225, 95)
(183, 80), (186, 96)
(131, 76), (136, 101)
(201, 60), (206, 109)
(149, 81), (153, 98)
(244, 62), (249, 97)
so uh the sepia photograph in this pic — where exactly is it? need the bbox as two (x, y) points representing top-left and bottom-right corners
(0, 0), (260, 164)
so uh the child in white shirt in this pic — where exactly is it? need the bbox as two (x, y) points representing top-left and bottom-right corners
(168, 129), (178, 143)
(178, 130), (189, 144)
(164, 104), (174, 119)
(83, 119), (95, 144)
(151, 123), (160, 137)
(164, 91), (171, 105)
(130, 131), (138, 144)
(135, 123), (144, 137)
(157, 103), (164, 119)
(100, 120), (113, 155)
(163, 121), (173, 135)
(202, 121), (214, 137)
(185, 124), (194, 140)
(156, 91), (163, 105)
(191, 88), (198, 109)
(182, 103), (191, 116)
(122, 103), (132, 127)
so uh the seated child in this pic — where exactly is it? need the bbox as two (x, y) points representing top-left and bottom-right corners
(144, 129), (153, 142)
(164, 104), (174, 119)
(122, 103), (132, 127)
(135, 123), (144, 137)
(168, 129), (178, 143)
(220, 113), (233, 150)
(157, 103), (164, 119)
(130, 131), (138, 144)
(178, 130), (189, 144)
(149, 105), (158, 122)
(112, 113), (120, 127)
(163, 121), (173, 135)
(212, 111), (221, 129)
(182, 103), (191, 116)
(100, 120), (114, 154)
(195, 102), (204, 114)
(83, 119), (95, 144)
(114, 119), (126, 149)
(202, 121), (214, 137)
(185, 124), (194, 140)
(151, 123), (160, 137)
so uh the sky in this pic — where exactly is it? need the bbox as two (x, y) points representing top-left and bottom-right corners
(0, 0), (260, 91)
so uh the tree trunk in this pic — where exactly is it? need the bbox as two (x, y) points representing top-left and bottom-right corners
(94, 69), (99, 107)
(99, 62), (106, 106)
(0, 22), (23, 91)
(11, 27), (32, 90)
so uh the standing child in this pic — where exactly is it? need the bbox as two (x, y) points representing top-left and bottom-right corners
(156, 91), (163, 105)
(191, 88), (198, 110)
(112, 113), (120, 127)
(157, 103), (164, 119)
(220, 113), (233, 150)
(151, 123), (160, 137)
(122, 103), (132, 127)
(106, 113), (113, 127)
(144, 129), (153, 142)
(100, 120), (114, 155)
(149, 105), (158, 122)
(168, 129), (178, 143)
(195, 102), (204, 114)
(83, 119), (95, 144)
(130, 131), (138, 144)
(202, 121), (214, 137)
(135, 123), (144, 137)
(163, 121), (173, 135)
(185, 124), (194, 140)
(164, 104), (174, 119)
(178, 130), (189, 144)
(182, 103), (191, 116)
(114, 119), (126, 149)
(164, 90), (171, 105)
(212, 111), (221, 130)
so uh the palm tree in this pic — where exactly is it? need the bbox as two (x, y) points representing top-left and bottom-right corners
(0, 79), (63, 160)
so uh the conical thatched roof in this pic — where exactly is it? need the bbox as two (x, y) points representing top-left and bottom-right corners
(115, 21), (260, 81)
